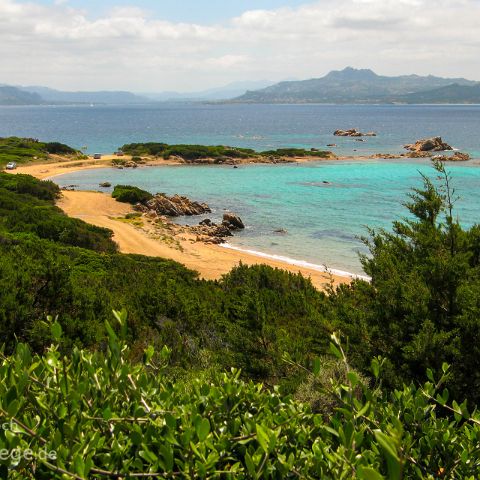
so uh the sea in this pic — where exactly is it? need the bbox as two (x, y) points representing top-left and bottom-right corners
(1, 103), (480, 275)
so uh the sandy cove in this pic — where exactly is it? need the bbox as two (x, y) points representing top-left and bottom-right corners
(14, 157), (354, 289)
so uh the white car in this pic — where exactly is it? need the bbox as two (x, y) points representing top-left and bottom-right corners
(5, 162), (17, 170)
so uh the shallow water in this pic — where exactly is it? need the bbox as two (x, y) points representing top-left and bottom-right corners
(54, 159), (480, 275)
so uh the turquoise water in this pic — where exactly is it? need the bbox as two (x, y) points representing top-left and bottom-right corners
(1, 104), (480, 157)
(54, 159), (480, 275)
(2, 103), (479, 274)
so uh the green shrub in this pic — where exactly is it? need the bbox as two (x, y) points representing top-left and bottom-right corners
(0, 321), (478, 479)
(43, 142), (78, 155)
(0, 173), (60, 201)
(112, 185), (153, 204)
(260, 148), (330, 158)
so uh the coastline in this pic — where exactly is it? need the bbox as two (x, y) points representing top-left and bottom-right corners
(13, 156), (359, 289)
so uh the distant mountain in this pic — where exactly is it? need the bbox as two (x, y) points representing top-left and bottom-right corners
(0, 86), (43, 105)
(18, 86), (151, 105)
(399, 83), (480, 104)
(232, 67), (479, 104)
(143, 80), (276, 102)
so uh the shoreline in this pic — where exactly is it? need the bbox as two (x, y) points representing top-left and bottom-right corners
(12, 150), (478, 288)
(55, 190), (355, 289)
(220, 243), (370, 281)
(12, 156), (362, 289)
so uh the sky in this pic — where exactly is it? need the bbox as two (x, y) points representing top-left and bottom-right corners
(1, 0), (480, 92)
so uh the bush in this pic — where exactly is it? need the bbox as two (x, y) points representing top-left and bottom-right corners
(0, 173), (60, 201)
(1, 320), (478, 479)
(112, 185), (153, 204)
(44, 142), (78, 155)
(260, 148), (330, 158)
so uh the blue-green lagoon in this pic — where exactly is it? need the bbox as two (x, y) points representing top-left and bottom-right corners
(54, 158), (480, 276)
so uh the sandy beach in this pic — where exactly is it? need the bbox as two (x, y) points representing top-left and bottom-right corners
(13, 156), (356, 289)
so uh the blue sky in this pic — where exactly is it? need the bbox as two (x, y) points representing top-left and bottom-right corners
(35, 0), (310, 23)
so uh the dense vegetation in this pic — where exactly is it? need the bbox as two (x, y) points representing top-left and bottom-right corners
(0, 173), (116, 253)
(331, 162), (480, 404)
(0, 137), (79, 167)
(1, 315), (479, 478)
(112, 184), (153, 204)
(1, 156), (480, 477)
(120, 142), (331, 161)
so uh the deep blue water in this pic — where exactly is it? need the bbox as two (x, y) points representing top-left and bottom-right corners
(2, 103), (479, 274)
(1, 103), (480, 157)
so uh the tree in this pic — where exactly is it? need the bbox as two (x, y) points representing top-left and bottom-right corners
(334, 160), (480, 403)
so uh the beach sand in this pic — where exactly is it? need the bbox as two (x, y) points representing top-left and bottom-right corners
(13, 155), (183, 180)
(12, 156), (354, 289)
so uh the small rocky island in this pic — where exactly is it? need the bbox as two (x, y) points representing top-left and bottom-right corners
(334, 128), (377, 137)
(402, 137), (470, 161)
(404, 136), (452, 152)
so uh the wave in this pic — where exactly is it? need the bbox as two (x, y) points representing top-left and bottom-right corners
(219, 243), (371, 281)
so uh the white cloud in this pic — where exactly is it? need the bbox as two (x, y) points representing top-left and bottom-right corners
(0, 0), (479, 91)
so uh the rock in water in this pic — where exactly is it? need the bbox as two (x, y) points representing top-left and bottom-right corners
(222, 212), (245, 230)
(334, 129), (376, 137)
(432, 152), (470, 162)
(404, 137), (453, 152)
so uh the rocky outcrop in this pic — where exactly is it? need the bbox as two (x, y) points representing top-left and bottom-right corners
(222, 212), (245, 230)
(404, 151), (432, 158)
(99, 182), (111, 188)
(404, 137), (452, 152)
(432, 152), (470, 162)
(334, 129), (376, 137)
(140, 194), (211, 217)
(189, 213), (245, 244)
(371, 149), (470, 161)
(371, 153), (400, 159)
(61, 184), (78, 191)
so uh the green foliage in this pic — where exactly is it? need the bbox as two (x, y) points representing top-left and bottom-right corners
(120, 142), (331, 161)
(0, 174), (116, 254)
(0, 175), (332, 381)
(332, 160), (480, 403)
(261, 148), (330, 158)
(43, 142), (77, 155)
(112, 184), (153, 204)
(0, 137), (79, 167)
(0, 160), (479, 476)
(0, 172), (60, 201)
(0, 325), (478, 478)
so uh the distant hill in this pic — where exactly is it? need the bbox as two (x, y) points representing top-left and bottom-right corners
(18, 86), (151, 105)
(399, 83), (480, 104)
(0, 86), (43, 105)
(232, 67), (479, 104)
(142, 80), (276, 102)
